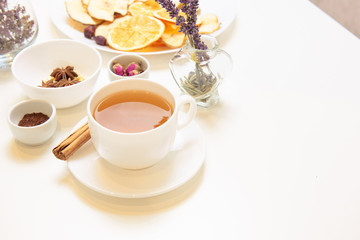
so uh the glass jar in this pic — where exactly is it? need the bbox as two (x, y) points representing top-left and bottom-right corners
(170, 35), (233, 108)
(0, 0), (38, 70)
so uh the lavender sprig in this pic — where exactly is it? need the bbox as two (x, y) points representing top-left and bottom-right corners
(158, 0), (217, 100)
(155, 0), (207, 50)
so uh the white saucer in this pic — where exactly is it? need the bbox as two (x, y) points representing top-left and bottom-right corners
(67, 117), (206, 198)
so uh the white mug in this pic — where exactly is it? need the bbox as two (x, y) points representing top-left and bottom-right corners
(87, 79), (197, 169)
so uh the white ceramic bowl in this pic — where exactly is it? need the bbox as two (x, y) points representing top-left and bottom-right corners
(11, 39), (102, 109)
(107, 54), (150, 81)
(8, 99), (57, 145)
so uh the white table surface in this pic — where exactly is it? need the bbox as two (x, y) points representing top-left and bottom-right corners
(1, 0), (360, 239)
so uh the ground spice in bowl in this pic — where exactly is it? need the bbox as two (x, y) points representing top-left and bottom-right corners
(18, 112), (49, 127)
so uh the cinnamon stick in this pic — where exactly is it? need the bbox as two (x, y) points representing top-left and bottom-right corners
(52, 122), (91, 160)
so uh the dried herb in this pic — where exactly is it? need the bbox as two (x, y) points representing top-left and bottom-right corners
(156, 0), (219, 101)
(41, 66), (84, 88)
(0, 0), (36, 54)
(182, 64), (217, 98)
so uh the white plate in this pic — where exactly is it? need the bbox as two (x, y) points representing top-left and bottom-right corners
(67, 117), (206, 198)
(50, 0), (237, 55)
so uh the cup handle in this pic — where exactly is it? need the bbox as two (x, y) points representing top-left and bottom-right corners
(177, 94), (197, 130)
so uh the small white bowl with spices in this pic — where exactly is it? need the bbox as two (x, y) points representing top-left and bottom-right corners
(107, 54), (150, 81)
(11, 39), (102, 108)
(8, 99), (57, 145)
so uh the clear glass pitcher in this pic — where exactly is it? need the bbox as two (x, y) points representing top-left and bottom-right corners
(170, 35), (233, 108)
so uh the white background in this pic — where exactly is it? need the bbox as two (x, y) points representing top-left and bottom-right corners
(1, 0), (360, 239)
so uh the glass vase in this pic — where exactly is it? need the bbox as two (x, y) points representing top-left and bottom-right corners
(0, 0), (38, 70)
(169, 35), (233, 108)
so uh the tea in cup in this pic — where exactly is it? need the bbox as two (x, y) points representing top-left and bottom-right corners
(87, 79), (197, 169)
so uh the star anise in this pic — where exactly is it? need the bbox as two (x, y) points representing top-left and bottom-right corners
(40, 65), (82, 88)
(50, 66), (78, 81)
(57, 78), (81, 87)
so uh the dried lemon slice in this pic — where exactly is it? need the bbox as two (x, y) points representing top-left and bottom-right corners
(107, 15), (165, 51)
(128, 0), (162, 16)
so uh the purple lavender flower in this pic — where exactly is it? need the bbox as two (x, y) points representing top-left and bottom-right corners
(155, 0), (207, 50)
(155, 0), (179, 18)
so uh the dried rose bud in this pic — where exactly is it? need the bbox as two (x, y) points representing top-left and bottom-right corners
(125, 62), (142, 75)
(127, 70), (141, 76)
(94, 35), (107, 46)
(112, 63), (124, 76)
(84, 25), (96, 39)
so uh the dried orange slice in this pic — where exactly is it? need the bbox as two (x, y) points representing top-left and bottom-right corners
(128, 0), (162, 16)
(154, 5), (201, 24)
(107, 15), (165, 51)
(153, 8), (186, 23)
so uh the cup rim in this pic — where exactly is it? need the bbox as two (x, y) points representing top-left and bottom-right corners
(87, 79), (178, 136)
